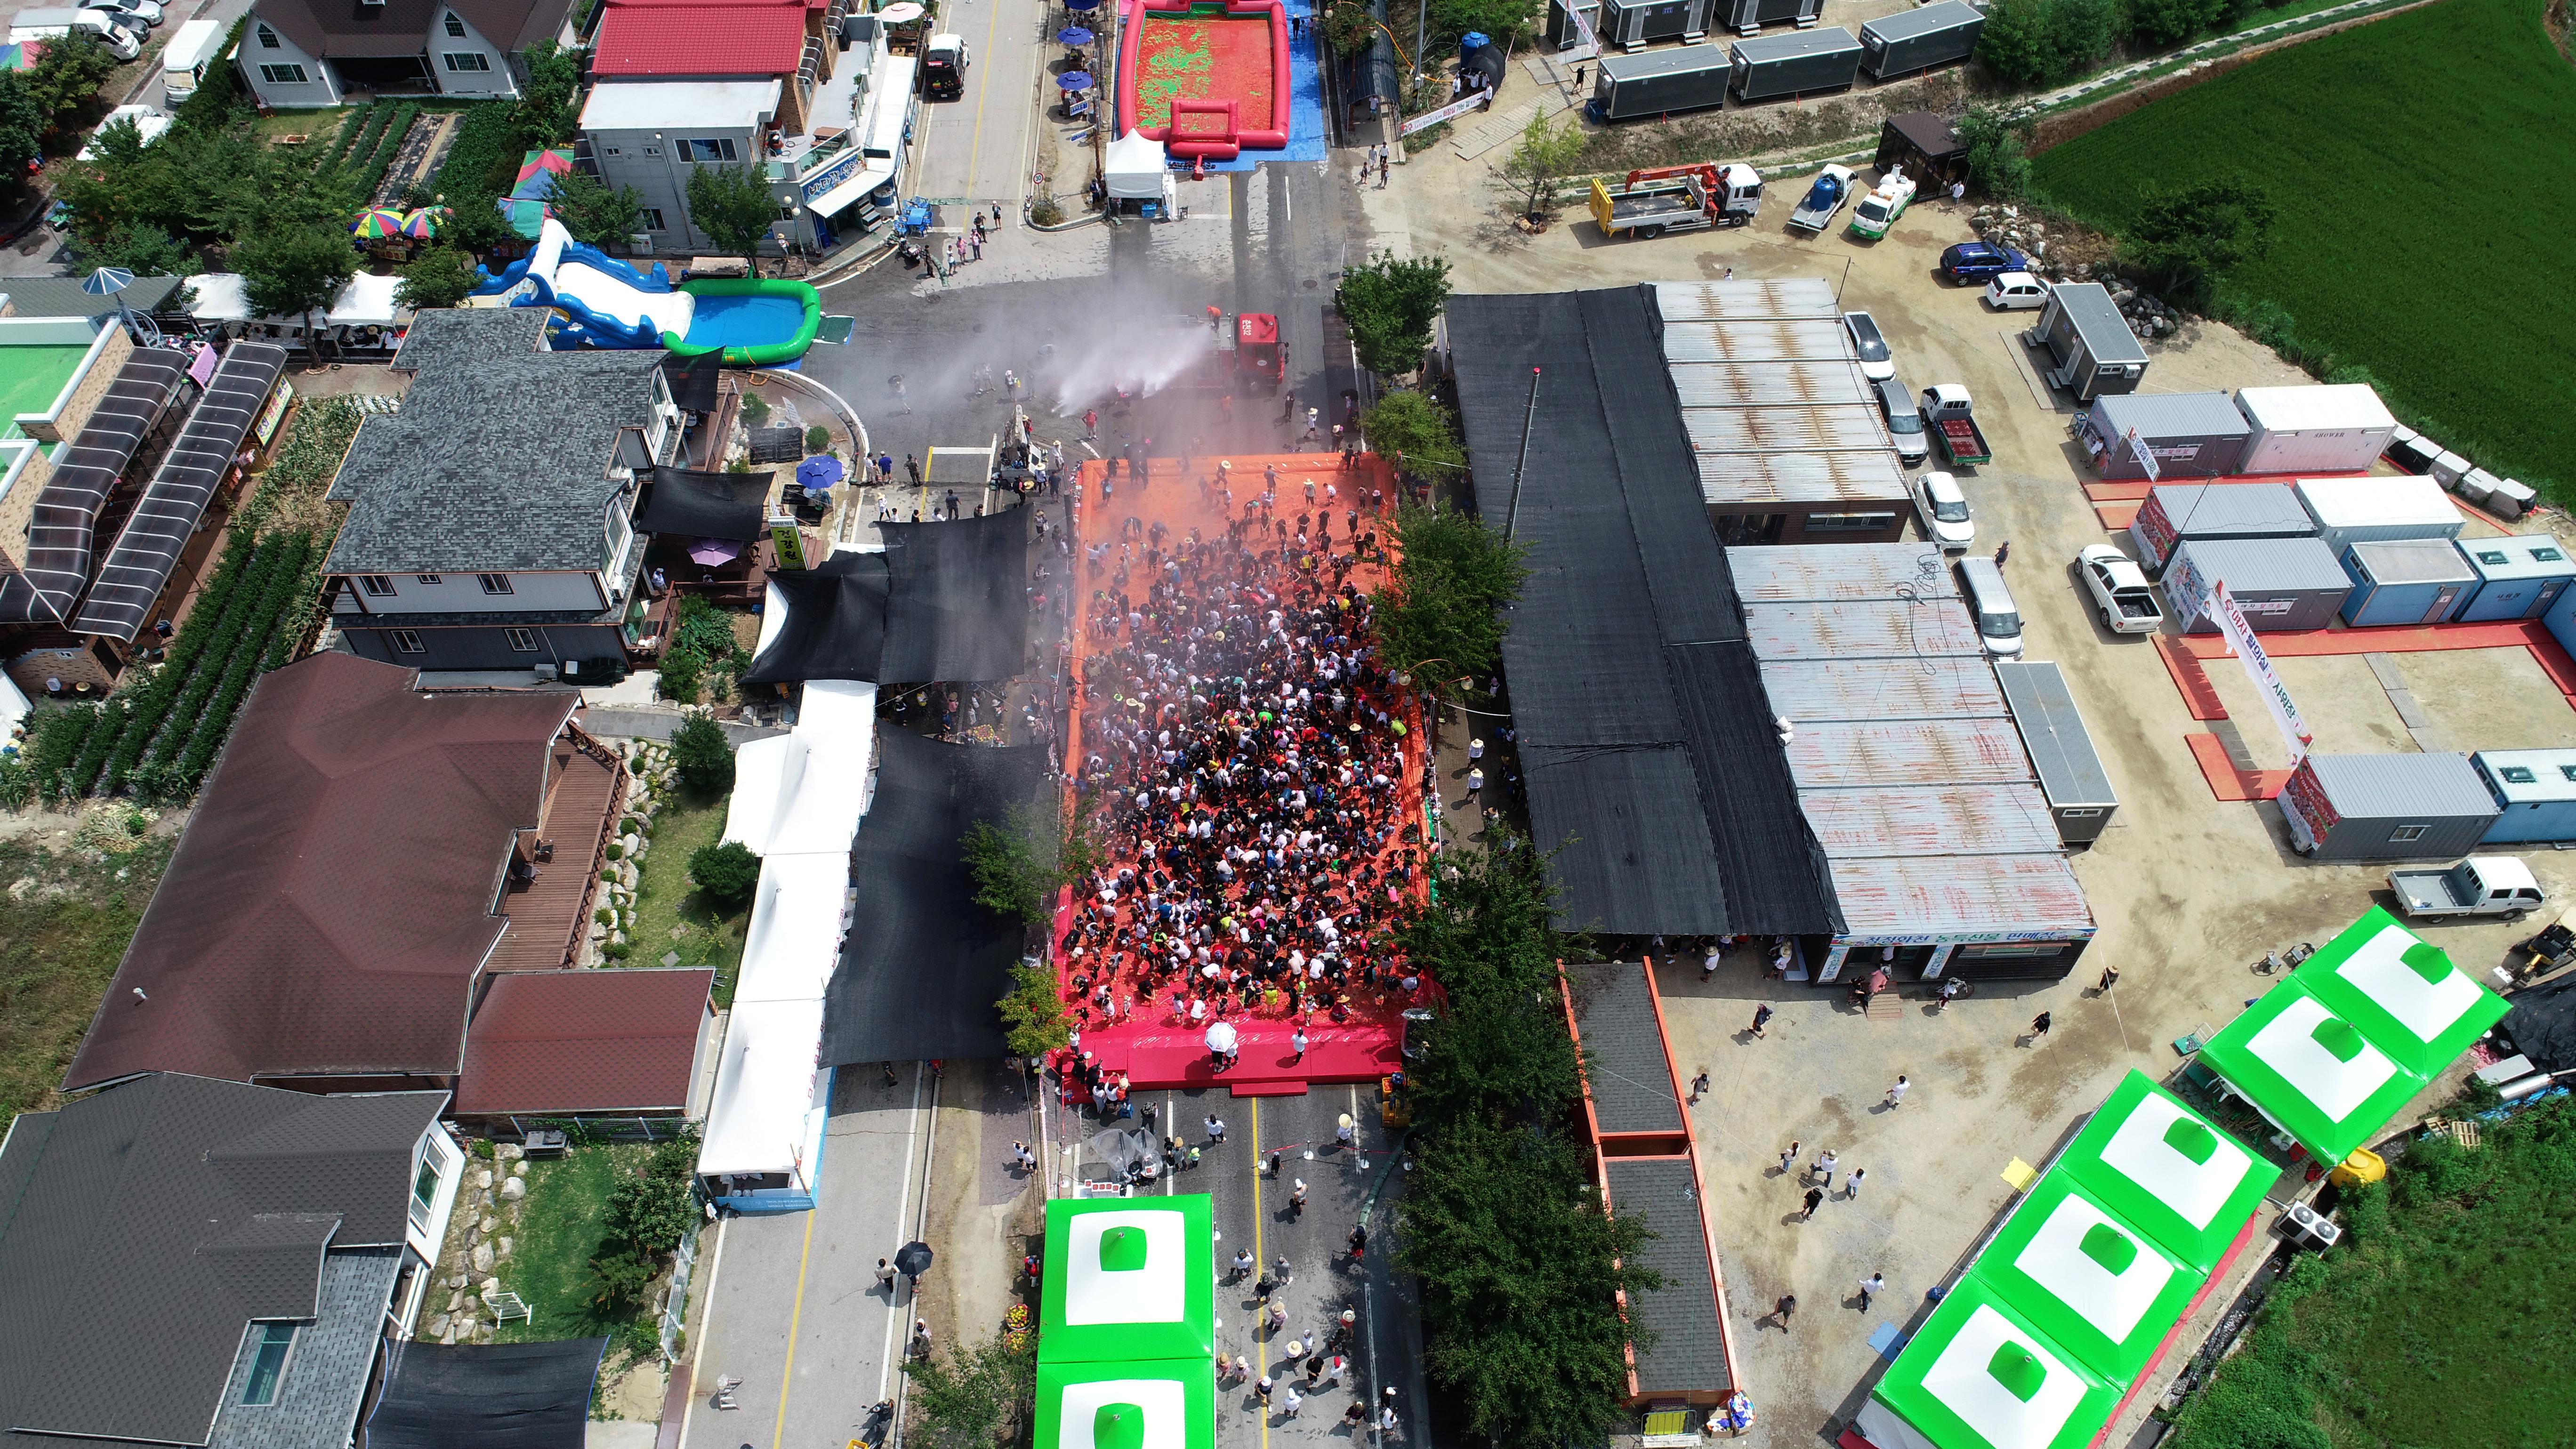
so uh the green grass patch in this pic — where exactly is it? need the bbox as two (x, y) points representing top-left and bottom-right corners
(0, 834), (171, 1120)
(2030, 0), (2576, 503)
(626, 785), (749, 1005)
(2167, 1094), (2576, 1449)
(492, 1144), (652, 1344)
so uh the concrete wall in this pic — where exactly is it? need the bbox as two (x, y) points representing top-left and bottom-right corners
(7, 637), (115, 697)
(0, 439), (54, 572)
(16, 325), (130, 445)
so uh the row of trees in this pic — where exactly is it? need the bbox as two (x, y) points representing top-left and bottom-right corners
(0, 35), (121, 181)
(1976, 0), (2283, 87)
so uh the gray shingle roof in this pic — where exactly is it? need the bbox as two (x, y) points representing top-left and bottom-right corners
(0, 274), (186, 318)
(207, 1249), (404, 1449)
(1607, 1157), (1734, 1394)
(390, 307), (550, 376)
(1569, 963), (1687, 1135)
(325, 348), (663, 575)
(0, 1075), (444, 1449)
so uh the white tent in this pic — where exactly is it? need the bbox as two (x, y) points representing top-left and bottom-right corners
(1105, 129), (1170, 200)
(723, 682), (877, 856)
(734, 853), (851, 1005)
(696, 996), (829, 1193)
(185, 272), (416, 331)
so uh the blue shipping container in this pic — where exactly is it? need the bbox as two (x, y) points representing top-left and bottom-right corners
(2340, 539), (2476, 626)
(2456, 535), (2576, 621)
(2473, 749), (2576, 843)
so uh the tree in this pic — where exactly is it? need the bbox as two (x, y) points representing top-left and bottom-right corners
(23, 34), (118, 126)
(1975, 0), (2059, 83)
(962, 805), (1060, 926)
(688, 839), (762, 908)
(670, 710), (737, 793)
(393, 245), (477, 311)
(72, 222), (195, 278)
(545, 163), (646, 245)
(686, 163), (781, 269)
(2050, 0), (2119, 75)
(1321, 0), (1379, 56)
(510, 39), (583, 146)
(2124, 0), (2224, 48)
(903, 1330), (1038, 1449)
(1336, 251), (1452, 377)
(2123, 177), (2277, 299)
(171, 16), (250, 134)
(1372, 504), (1528, 701)
(1358, 389), (1465, 479)
(0, 72), (43, 176)
(1953, 105), (2034, 200)
(996, 956), (1073, 1059)
(1496, 110), (1585, 220)
(234, 224), (358, 367)
(1433, 0), (1542, 43)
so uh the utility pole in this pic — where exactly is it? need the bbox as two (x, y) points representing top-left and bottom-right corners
(1505, 366), (1539, 540)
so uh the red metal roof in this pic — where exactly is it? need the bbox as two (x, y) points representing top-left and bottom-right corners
(590, 0), (810, 77)
(456, 969), (714, 1115)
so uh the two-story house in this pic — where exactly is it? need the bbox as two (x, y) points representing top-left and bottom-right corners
(323, 308), (676, 675)
(241, 0), (577, 109)
(580, 0), (914, 255)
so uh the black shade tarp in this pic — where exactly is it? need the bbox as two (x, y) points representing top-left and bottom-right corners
(365, 1337), (608, 1449)
(824, 728), (1053, 1064)
(638, 467), (774, 541)
(662, 352), (724, 412)
(741, 551), (890, 685)
(880, 512), (1032, 683)
(2501, 969), (2576, 1075)
(1451, 286), (1838, 936)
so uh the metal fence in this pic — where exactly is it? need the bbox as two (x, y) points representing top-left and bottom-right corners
(659, 1217), (705, 1363)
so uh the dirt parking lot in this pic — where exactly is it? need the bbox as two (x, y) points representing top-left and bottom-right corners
(1380, 155), (2576, 1447)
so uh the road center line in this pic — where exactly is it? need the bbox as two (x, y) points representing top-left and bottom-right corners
(768, 1207), (818, 1449)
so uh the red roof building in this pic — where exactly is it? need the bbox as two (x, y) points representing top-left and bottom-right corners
(455, 968), (716, 1121)
(590, 0), (815, 79)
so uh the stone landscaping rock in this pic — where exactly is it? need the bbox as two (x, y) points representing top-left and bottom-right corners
(662, 951), (683, 967)
(497, 1236), (513, 1259)
(481, 1276), (502, 1298)
(474, 1168), (494, 1190)
(471, 1241), (494, 1273)
(427, 1313), (451, 1339)
(500, 1175), (527, 1200)
(511, 1160), (527, 1177)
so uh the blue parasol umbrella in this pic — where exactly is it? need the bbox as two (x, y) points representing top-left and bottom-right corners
(1063, 0), (1101, 11)
(83, 267), (136, 334)
(1057, 24), (1094, 44)
(796, 454), (845, 491)
(1057, 70), (1094, 90)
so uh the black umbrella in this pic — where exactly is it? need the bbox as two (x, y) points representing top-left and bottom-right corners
(895, 1241), (934, 1278)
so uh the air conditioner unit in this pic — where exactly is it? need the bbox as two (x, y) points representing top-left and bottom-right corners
(2279, 1199), (2341, 1251)
(533, 663), (558, 679)
(629, 233), (655, 255)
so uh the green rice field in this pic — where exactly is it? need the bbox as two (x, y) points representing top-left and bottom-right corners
(2032, 0), (2576, 502)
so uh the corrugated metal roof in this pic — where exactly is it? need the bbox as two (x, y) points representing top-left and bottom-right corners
(1992, 660), (2118, 808)
(2044, 284), (2150, 365)
(1731, 542), (1957, 602)
(2348, 539), (2476, 587)
(2168, 535), (2352, 591)
(1684, 403), (1890, 453)
(1785, 717), (2037, 787)
(1698, 451), (1911, 505)
(2140, 482), (2310, 536)
(1655, 277), (1842, 321)
(2305, 751), (2497, 819)
(1760, 659), (2006, 721)
(2460, 534), (2576, 582)
(1828, 852), (2095, 936)
(1667, 360), (1876, 408)
(1744, 599), (1987, 660)
(1799, 783), (2060, 857)
(1661, 319), (1853, 364)
(2090, 391), (2249, 440)
(2473, 749), (2576, 805)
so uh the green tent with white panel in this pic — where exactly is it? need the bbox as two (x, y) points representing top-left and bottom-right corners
(1034, 1357), (1216, 1449)
(1969, 1169), (2204, 1384)
(2292, 908), (2510, 1078)
(1859, 1277), (2122, 1449)
(2053, 1071), (2274, 1272)
(1039, 1196), (1216, 1365)
(2193, 977), (2431, 1165)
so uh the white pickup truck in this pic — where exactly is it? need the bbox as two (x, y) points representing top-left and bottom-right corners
(2387, 856), (2546, 922)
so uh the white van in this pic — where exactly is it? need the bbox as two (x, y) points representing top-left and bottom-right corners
(1955, 556), (2024, 658)
(9, 8), (141, 60)
(160, 18), (226, 102)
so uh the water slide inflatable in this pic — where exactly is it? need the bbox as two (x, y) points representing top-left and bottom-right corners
(471, 218), (822, 367)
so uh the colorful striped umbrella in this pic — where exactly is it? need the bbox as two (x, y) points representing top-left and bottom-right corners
(350, 207), (409, 238)
(398, 206), (451, 238)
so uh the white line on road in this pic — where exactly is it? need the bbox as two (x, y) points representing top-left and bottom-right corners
(878, 1066), (931, 1430)
(886, 1067), (945, 1449)
(672, 1215), (730, 1449)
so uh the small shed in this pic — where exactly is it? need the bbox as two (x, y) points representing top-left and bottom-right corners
(2279, 752), (2503, 861)
(2030, 283), (2149, 401)
(2128, 481), (2311, 574)
(2339, 539), (2475, 627)
(1992, 660), (2117, 844)
(2472, 749), (2576, 844)
(2081, 391), (2251, 481)
(1874, 111), (1968, 185)
(2294, 475), (2463, 557)
(2455, 535), (2576, 622)
(2161, 536), (2351, 634)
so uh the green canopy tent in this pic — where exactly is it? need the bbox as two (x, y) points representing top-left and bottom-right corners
(1860, 1277), (2122, 1449)
(2194, 977), (2431, 1165)
(2292, 907), (2510, 1078)
(2053, 1071), (2274, 1273)
(1039, 1196), (1216, 1365)
(1034, 1357), (1216, 1449)
(1969, 1169), (2204, 1384)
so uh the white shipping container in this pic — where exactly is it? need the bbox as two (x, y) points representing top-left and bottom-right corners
(2234, 384), (2398, 475)
(2293, 475), (2463, 556)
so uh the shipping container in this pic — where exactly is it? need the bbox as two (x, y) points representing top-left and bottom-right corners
(2161, 536), (2351, 633)
(2234, 384), (2399, 474)
(1589, 43), (1732, 118)
(1728, 26), (1860, 101)
(2127, 481), (2311, 575)
(1715, 0), (1820, 33)
(1992, 660), (2119, 844)
(2339, 539), (2476, 626)
(1547, 0), (1601, 48)
(2293, 475), (2463, 556)
(2471, 749), (2576, 844)
(2279, 752), (2502, 861)
(2027, 283), (2149, 402)
(1600, 0), (1714, 47)
(2455, 534), (2576, 621)
(1857, 0), (1983, 77)
(2080, 391), (2250, 481)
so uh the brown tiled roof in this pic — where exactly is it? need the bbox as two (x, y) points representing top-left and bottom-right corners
(254, 0), (575, 58)
(454, 969), (714, 1115)
(64, 654), (580, 1091)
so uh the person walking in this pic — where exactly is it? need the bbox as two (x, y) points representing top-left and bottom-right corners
(905, 452), (924, 486)
(1012, 1139), (1037, 1171)
(2097, 964), (2121, 994)
(1815, 1149), (1838, 1188)
(1290, 1178), (1308, 1218)
(1255, 1375), (1273, 1409)
(1282, 1384), (1303, 1419)
(877, 451), (895, 483)
(1994, 540), (2012, 567)
(1775, 1293), (1797, 1329)
(1703, 941), (1722, 980)
(1232, 1248), (1256, 1281)
(1845, 1167), (1866, 1200)
(1689, 1068), (1710, 1103)
(1859, 1273), (1885, 1311)
(2029, 1010), (2053, 1044)
(1256, 1272), (1278, 1304)
(910, 1319), (933, 1358)
(1207, 1113), (1227, 1144)
(1802, 1186), (1825, 1220)
(876, 1258), (898, 1292)
(1082, 408), (1099, 440)
(1348, 1223), (1368, 1264)
(1779, 1140), (1800, 1176)
(1291, 1027), (1308, 1063)
(1884, 1075), (1909, 1109)
(1751, 1002), (1774, 1038)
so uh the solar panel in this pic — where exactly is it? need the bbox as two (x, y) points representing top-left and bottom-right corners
(0, 347), (190, 624)
(74, 343), (290, 641)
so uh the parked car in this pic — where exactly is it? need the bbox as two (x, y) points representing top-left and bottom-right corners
(1875, 376), (1929, 466)
(1984, 272), (2050, 310)
(1843, 309), (1895, 382)
(2075, 543), (2162, 633)
(1956, 555), (2024, 657)
(1912, 471), (1973, 550)
(80, 0), (160, 25)
(2389, 856), (2546, 921)
(1938, 240), (2030, 284)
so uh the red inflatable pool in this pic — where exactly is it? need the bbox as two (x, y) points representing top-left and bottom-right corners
(1116, 0), (1292, 160)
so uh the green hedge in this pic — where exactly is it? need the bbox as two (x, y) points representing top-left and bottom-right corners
(351, 103), (421, 198)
